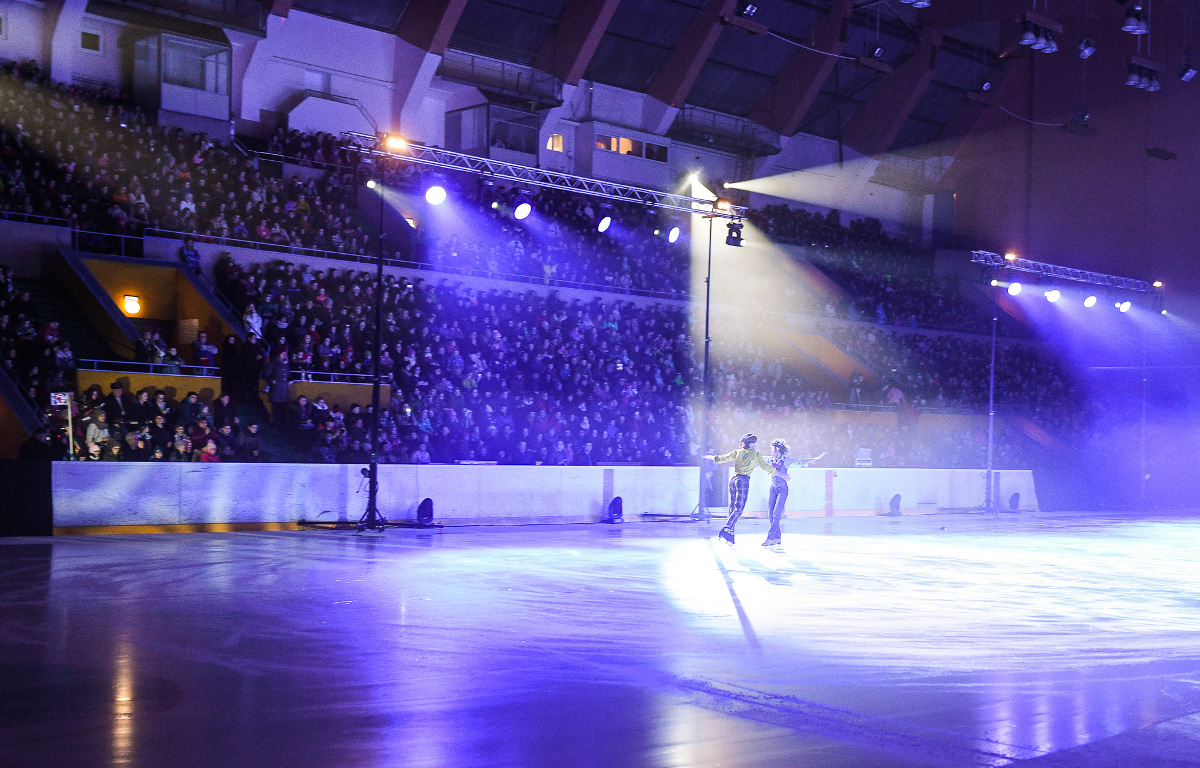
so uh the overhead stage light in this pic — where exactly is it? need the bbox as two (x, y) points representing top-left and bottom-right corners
(598, 215), (612, 233)
(714, 198), (733, 212)
(1084, 295), (1098, 307)
(425, 185), (446, 205)
(911, 0), (930, 8)
(1118, 300), (1132, 312)
(1153, 280), (1164, 288)
(1008, 282), (1022, 296)
(514, 201), (532, 220)
(668, 226), (681, 243)
(383, 134), (408, 151)
(366, 179), (377, 189)
(726, 221), (744, 247)
(1020, 21), (1037, 45)
(1079, 39), (1096, 59)
(1045, 289), (1061, 302)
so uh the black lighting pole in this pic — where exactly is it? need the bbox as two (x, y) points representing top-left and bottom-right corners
(985, 297), (998, 514)
(360, 175), (386, 531)
(698, 214), (715, 520)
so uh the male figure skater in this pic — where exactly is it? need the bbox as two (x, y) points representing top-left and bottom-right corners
(763, 439), (826, 548)
(705, 433), (774, 546)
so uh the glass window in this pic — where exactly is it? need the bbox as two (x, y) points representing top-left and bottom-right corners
(546, 133), (564, 152)
(80, 31), (101, 53)
(618, 137), (643, 156)
(595, 134), (616, 152)
(644, 143), (669, 163)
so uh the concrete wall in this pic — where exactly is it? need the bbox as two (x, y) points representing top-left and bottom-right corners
(50, 463), (1038, 529)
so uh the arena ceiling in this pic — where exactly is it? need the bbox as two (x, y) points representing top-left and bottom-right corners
(95, 0), (1018, 154)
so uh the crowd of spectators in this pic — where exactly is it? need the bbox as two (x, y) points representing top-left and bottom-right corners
(0, 57), (1098, 470)
(0, 264), (76, 409)
(0, 60), (370, 255)
(64, 380), (266, 462)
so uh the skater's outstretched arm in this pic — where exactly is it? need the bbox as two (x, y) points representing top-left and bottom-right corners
(707, 449), (738, 464)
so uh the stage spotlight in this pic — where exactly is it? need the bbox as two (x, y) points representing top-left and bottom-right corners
(668, 226), (681, 243)
(1004, 252), (1018, 261)
(514, 201), (532, 220)
(1084, 295), (1098, 307)
(1045, 289), (1061, 302)
(366, 179), (377, 189)
(491, 201), (499, 209)
(383, 134), (408, 151)
(726, 221), (744, 247)
(425, 185), (447, 205)
(1079, 38), (1096, 58)
(911, 0), (930, 8)
(1153, 280), (1163, 288)
(1020, 21), (1037, 45)
(1008, 282), (1022, 296)
(598, 215), (612, 233)
(1118, 300), (1132, 312)
(714, 198), (733, 212)
(1162, 309), (1169, 315)
(990, 279), (1000, 287)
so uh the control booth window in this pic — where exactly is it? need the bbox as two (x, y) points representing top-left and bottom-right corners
(546, 133), (564, 152)
(595, 132), (668, 163)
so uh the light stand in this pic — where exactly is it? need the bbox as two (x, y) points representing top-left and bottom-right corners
(697, 214), (715, 522)
(358, 175), (387, 532)
(985, 300), (998, 514)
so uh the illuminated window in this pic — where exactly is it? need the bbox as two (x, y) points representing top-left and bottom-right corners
(618, 137), (643, 156)
(595, 134), (616, 151)
(80, 30), (102, 54)
(546, 133), (564, 152)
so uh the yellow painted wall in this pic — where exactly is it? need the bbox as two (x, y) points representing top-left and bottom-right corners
(82, 258), (178, 321)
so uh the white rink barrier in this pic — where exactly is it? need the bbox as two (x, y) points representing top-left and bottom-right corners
(51, 463), (1038, 529)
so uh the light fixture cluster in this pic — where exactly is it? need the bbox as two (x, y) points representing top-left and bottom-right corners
(1020, 21), (1059, 53)
(898, 0), (931, 8)
(1125, 59), (1162, 90)
(1122, 4), (1149, 35)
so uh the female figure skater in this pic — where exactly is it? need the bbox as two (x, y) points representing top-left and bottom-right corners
(706, 433), (775, 546)
(763, 439), (826, 548)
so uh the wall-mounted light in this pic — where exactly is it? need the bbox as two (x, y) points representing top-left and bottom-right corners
(123, 295), (141, 315)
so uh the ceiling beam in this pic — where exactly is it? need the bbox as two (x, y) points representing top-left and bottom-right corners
(841, 28), (942, 157)
(746, 0), (853, 136)
(395, 0), (470, 55)
(646, 0), (738, 107)
(537, 0), (621, 84)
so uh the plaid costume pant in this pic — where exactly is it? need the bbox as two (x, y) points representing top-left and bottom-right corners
(723, 474), (751, 531)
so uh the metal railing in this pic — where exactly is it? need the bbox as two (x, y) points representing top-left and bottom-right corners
(143, 228), (690, 301)
(76, 358), (380, 386)
(439, 48), (562, 104)
(0, 210), (71, 227)
(77, 358), (219, 378)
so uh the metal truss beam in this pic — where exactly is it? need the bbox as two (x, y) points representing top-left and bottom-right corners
(971, 251), (1152, 293)
(343, 134), (745, 219)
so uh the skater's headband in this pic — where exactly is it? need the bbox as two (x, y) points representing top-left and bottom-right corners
(770, 438), (789, 453)
(740, 433), (757, 445)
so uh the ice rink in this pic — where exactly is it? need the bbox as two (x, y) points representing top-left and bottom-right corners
(4, 511), (1200, 767)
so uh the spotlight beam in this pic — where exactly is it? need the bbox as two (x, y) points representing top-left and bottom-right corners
(343, 134), (746, 219)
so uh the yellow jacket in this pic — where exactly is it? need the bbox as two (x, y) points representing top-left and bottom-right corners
(711, 447), (775, 477)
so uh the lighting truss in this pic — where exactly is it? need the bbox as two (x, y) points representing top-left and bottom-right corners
(971, 251), (1152, 292)
(342, 132), (746, 220)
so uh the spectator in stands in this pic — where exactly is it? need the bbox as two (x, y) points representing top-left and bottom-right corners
(177, 391), (202, 430)
(18, 427), (56, 461)
(84, 410), (110, 451)
(219, 334), (240, 396)
(191, 331), (218, 368)
(262, 349), (291, 427)
(239, 422), (265, 461)
(180, 237), (201, 275)
(102, 382), (133, 428)
(160, 346), (185, 373)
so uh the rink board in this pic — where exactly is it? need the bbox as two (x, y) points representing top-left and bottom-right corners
(50, 464), (1037, 531)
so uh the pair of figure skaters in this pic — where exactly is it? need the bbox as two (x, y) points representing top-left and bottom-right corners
(705, 433), (825, 548)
